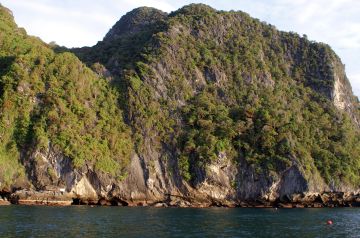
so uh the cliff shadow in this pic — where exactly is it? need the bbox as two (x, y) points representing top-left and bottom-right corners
(0, 55), (15, 97)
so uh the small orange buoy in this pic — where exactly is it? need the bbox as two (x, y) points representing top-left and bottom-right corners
(327, 220), (333, 225)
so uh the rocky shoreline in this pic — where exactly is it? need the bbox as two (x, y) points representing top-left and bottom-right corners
(1, 190), (359, 208)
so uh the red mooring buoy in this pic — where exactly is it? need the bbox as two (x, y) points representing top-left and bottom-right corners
(327, 220), (333, 225)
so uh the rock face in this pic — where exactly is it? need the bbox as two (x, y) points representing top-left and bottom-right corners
(9, 152), (360, 207)
(331, 62), (360, 126)
(1, 4), (360, 206)
(9, 146), (360, 207)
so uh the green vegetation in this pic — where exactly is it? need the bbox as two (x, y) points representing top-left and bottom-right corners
(0, 3), (359, 190)
(74, 4), (360, 187)
(0, 5), (133, 188)
(179, 88), (236, 178)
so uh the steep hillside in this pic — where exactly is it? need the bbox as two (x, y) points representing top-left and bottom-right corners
(74, 4), (360, 204)
(0, 5), (133, 192)
(1, 4), (360, 206)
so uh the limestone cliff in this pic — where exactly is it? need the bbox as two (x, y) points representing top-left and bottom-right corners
(1, 4), (360, 207)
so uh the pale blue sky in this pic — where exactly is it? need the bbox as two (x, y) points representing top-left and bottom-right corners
(2, 0), (360, 97)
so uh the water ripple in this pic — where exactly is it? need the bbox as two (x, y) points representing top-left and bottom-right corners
(0, 206), (359, 237)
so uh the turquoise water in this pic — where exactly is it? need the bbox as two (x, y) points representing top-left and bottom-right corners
(0, 206), (359, 237)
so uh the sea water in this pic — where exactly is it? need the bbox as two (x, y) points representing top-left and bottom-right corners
(0, 206), (359, 237)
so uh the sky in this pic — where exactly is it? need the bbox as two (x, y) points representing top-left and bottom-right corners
(1, 0), (360, 97)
